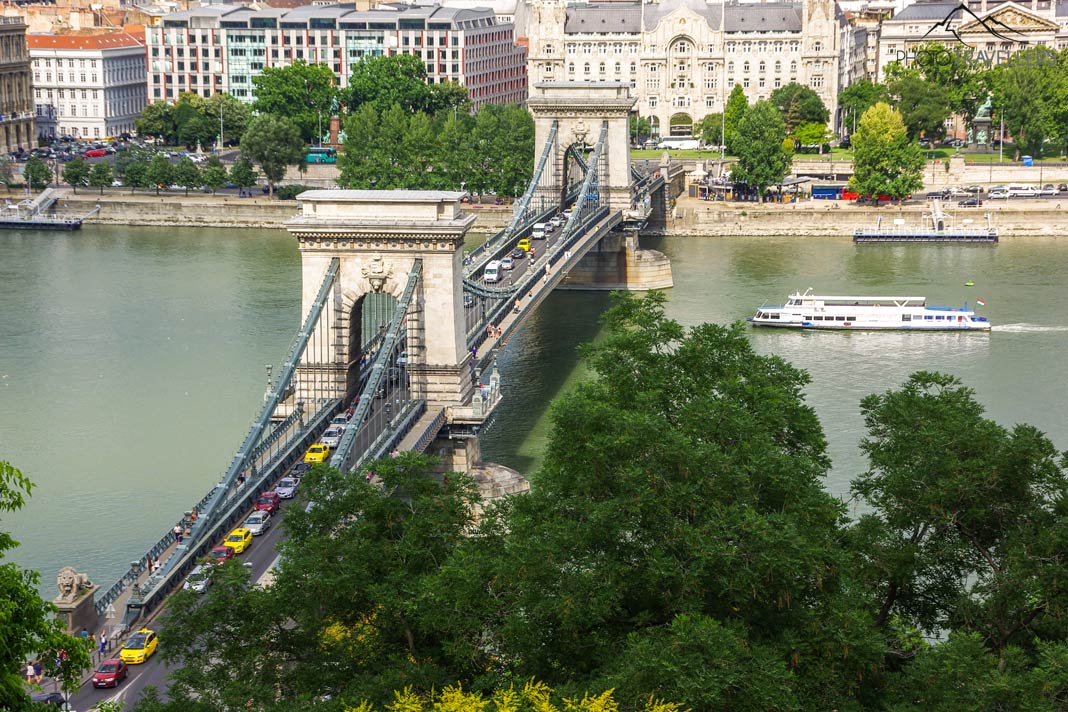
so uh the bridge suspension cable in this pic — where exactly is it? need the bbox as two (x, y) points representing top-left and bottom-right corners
(329, 259), (423, 473)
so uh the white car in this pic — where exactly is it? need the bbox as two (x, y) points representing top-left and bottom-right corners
(244, 511), (272, 536)
(321, 426), (345, 448)
(329, 414), (350, 430)
(500, 256), (515, 270)
(551, 215), (565, 227)
(275, 477), (299, 499)
(184, 565), (211, 593)
(988, 190), (1010, 199)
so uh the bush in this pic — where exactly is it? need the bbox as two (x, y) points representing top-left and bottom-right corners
(273, 184), (312, 200)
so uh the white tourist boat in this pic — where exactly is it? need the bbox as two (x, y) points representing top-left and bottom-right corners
(749, 289), (991, 331)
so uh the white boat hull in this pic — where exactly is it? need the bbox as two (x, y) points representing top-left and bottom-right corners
(749, 290), (992, 331)
(749, 319), (991, 331)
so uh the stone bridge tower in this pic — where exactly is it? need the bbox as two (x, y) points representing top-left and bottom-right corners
(527, 81), (636, 212)
(285, 190), (477, 410)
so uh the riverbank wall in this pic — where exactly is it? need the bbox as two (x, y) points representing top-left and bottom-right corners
(666, 197), (1068, 237)
(46, 191), (513, 232)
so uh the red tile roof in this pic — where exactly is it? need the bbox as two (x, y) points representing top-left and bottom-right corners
(27, 32), (145, 51)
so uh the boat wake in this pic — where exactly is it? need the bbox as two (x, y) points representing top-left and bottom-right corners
(992, 323), (1068, 333)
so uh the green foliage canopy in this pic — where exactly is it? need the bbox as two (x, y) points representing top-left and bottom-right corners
(730, 100), (792, 200)
(240, 114), (304, 196)
(849, 102), (924, 200)
(252, 60), (339, 144)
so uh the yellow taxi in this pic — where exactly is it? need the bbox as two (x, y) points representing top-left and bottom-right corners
(223, 527), (253, 554)
(304, 443), (331, 463)
(120, 628), (159, 665)
(516, 237), (532, 252)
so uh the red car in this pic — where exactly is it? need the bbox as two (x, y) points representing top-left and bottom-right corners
(254, 491), (281, 514)
(92, 658), (128, 688)
(84, 148), (108, 157)
(207, 545), (234, 565)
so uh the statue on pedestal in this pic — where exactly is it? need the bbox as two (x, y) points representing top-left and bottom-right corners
(971, 95), (994, 150)
(55, 566), (92, 604)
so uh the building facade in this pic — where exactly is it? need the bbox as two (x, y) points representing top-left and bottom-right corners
(146, 3), (527, 110)
(525, 0), (846, 138)
(29, 32), (148, 140)
(876, 0), (1068, 81)
(0, 16), (35, 154)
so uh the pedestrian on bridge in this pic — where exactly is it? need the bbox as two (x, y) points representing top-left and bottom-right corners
(173, 524), (184, 544)
(99, 632), (107, 656)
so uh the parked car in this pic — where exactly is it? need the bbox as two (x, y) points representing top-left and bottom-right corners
(963, 185), (984, 194)
(223, 527), (253, 554)
(1059, 183), (1068, 193)
(120, 628), (159, 664)
(275, 477), (299, 499)
(207, 545), (234, 566)
(1041, 184), (1057, 196)
(184, 564), (212, 593)
(958, 197), (983, 207)
(988, 189), (1010, 199)
(245, 510), (272, 536)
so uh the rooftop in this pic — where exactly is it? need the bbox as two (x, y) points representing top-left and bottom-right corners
(27, 32), (146, 50)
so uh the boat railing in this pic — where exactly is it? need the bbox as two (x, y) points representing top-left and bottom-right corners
(854, 226), (998, 237)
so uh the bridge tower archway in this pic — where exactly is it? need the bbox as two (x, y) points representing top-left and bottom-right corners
(286, 190), (477, 410)
(527, 81), (636, 212)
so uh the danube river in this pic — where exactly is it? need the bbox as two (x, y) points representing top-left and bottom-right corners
(3, 226), (1067, 595)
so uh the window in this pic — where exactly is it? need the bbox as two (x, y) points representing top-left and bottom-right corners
(649, 96), (658, 108)
(727, 61), (734, 72)
(790, 60), (797, 73)
(743, 61), (750, 73)
(810, 75), (824, 88)
(742, 78), (750, 88)
(599, 62), (606, 74)
(758, 61), (765, 73)
(584, 62), (590, 74)
(704, 76), (717, 89)
(775, 60), (781, 73)
(705, 96), (715, 107)
(813, 41), (823, 53)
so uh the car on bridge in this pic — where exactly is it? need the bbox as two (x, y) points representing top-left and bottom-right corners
(463, 292), (476, 308)
(329, 414), (350, 429)
(321, 426), (345, 448)
(245, 510), (272, 536)
(500, 256), (515, 270)
(207, 545), (235, 566)
(516, 238), (532, 252)
(255, 491), (282, 514)
(92, 659), (129, 688)
(224, 527), (253, 554)
(275, 477), (299, 499)
(289, 462), (312, 480)
(184, 564), (212, 593)
(30, 692), (70, 708)
(120, 628), (159, 665)
(304, 443), (331, 463)
(510, 247), (525, 260)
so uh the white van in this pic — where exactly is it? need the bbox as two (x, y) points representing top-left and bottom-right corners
(1008, 184), (1037, 197)
(532, 222), (548, 239)
(484, 260), (502, 284)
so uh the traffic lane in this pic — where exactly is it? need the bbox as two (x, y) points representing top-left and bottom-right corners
(70, 496), (293, 710)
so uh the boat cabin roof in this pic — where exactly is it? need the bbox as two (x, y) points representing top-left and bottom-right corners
(788, 294), (926, 305)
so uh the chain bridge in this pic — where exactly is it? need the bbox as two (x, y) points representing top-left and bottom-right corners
(72, 83), (684, 640)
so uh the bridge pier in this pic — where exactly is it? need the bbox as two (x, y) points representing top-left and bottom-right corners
(558, 229), (673, 291)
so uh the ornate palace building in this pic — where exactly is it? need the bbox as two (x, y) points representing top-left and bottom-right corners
(0, 16), (34, 154)
(525, 0), (848, 137)
(876, 0), (1068, 81)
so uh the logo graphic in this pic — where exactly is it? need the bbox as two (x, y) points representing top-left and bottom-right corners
(921, 2), (1028, 46)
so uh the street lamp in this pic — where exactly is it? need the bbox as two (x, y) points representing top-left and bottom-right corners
(317, 110), (323, 148)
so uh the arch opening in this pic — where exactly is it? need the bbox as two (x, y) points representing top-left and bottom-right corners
(669, 112), (693, 136)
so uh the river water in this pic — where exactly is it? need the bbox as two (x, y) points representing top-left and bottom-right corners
(3, 226), (1067, 596)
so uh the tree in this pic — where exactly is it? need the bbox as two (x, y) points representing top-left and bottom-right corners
(252, 60), (338, 144)
(228, 155), (257, 194)
(23, 156), (52, 190)
(730, 100), (792, 202)
(838, 79), (891, 134)
(891, 75), (952, 141)
(793, 121), (834, 154)
(88, 161), (113, 195)
(122, 160), (149, 195)
(61, 157), (90, 193)
(723, 84), (749, 154)
(911, 43), (987, 126)
(630, 114), (653, 143)
(849, 102), (924, 201)
(239, 114), (304, 197)
(145, 153), (173, 196)
(695, 112), (723, 148)
(174, 92), (215, 150)
(850, 372), (1068, 664)
(172, 157), (201, 196)
(0, 462), (91, 711)
(205, 93), (251, 149)
(158, 455), (483, 706)
(486, 293), (873, 708)
(201, 155), (228, 194)
(991, 50), (1058, 159)
(770, 82), (830, 126)
(136, 101), (177, 144)
(344, 54), (467, 115)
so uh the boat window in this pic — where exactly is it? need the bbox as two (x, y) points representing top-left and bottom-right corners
(936, 315), (944, 320)
(925, 315), (933, 320)
(835, 316), (846, 321)
(848, 316), (856, 321)
(804, 315), (812, 320)
(770, 313), (780, 319)
(902, 314), (912, 322)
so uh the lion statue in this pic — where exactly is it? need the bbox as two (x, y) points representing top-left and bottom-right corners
(56, 566), (93, 603)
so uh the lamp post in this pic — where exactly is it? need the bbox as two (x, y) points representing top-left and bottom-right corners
(218, 107), (224, 153)
(318, 110), (323, 148)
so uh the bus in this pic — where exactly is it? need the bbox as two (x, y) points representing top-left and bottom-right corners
(656, 137), (701, 150)
(305, 147), (337, 164)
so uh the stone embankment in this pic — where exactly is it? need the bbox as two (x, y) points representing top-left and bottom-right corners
(667, 196), (1068, 237)
(44, 189), (513, 232)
